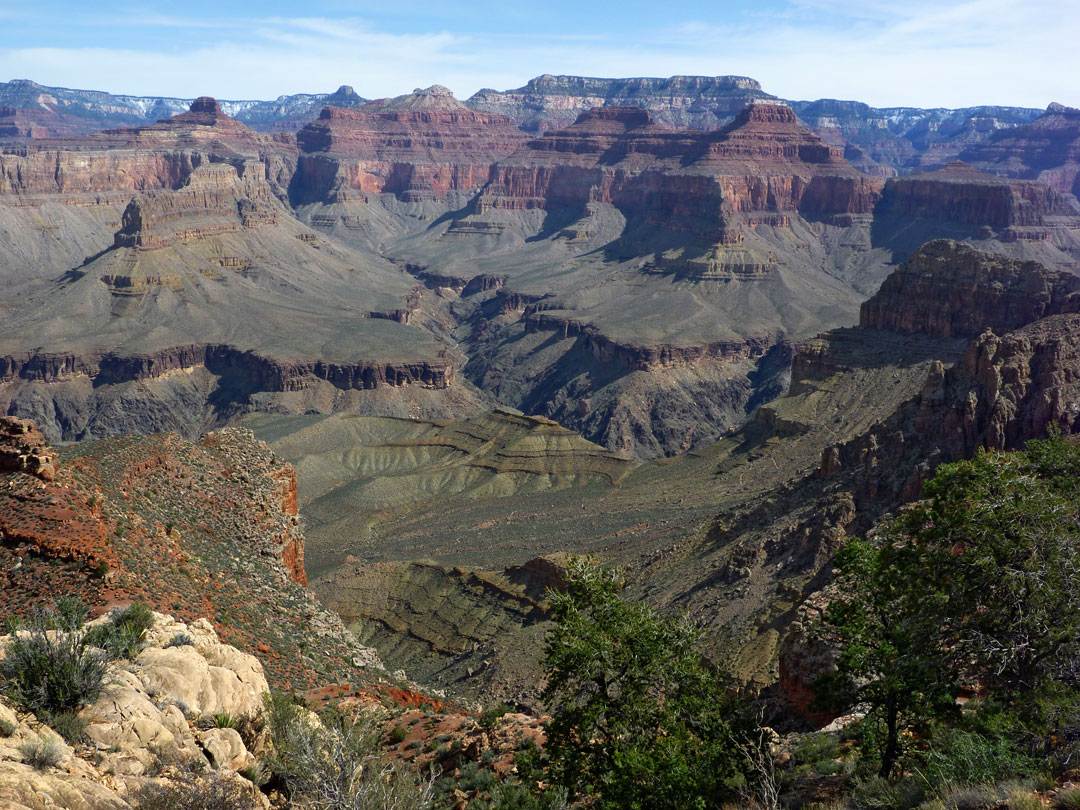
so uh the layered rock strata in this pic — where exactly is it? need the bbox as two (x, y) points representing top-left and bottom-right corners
(875, 161), (1079, 233)
(860, 239), (1080, 338)
(478, 102), (882, 251)
(466, 73), (770, 132)
(293, 86), (528, 202)
(960, 103), (1080, 196)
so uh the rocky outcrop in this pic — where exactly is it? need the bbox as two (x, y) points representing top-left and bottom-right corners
(791, 99), (1042, 175)
(0, 423), (382, 691)
(959, 103), (1080, 196)
(859, 240), (1080, 338)
(0, 97), (296, 198)
(112, 161), (279, 250)
(816, 313), (1080, 512)
(0, 416), (56, 480)
(0, 612), (268, 807)
(292, 86), (528, 202)
(522, 312), (778, 372)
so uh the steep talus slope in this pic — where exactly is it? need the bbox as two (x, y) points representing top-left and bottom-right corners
(273, 322), (959, 704)
(319, 557), (560, 706)
(633, 241), (1080, 696)
(0, 415), (381, 691)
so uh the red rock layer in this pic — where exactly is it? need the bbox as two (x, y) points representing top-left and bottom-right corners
(859, 239), (1080, 339)
(876, 160), (1076, 230)
(0, 423), (382, 692)
(294, 87), (528, 201)
(959, 103), (1080, 196)
(479, 102), (882, 235)
(113, 160), (278, 249)
(0, 97), (296, 196)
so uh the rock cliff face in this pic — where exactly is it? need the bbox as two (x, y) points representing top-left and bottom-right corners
(0, 79), (368, 138)
(959, 103), (1080, 196)
(481, 102), (879, 220)
(860, 240), (1080, 338)
(0, 421), (381, 690)
(875, 161), (1079, 233)
(0, 97), (294, 196)
(292, 86), (528, 202)
(466, 73), (770, 133)
(475, 101), (882, 265)
(0, 344), (452, 391)
(791, 99), (1043, 175)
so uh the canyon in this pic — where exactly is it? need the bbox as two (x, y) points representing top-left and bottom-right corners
(3, 70), (1080, 745)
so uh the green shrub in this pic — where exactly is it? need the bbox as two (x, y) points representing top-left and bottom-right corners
(85, 603), (155, 660)
(134, 772), (259, 810)
(851, 776), (921, 810)
(916, 728), (1039, 789)
(1007, 790), (1044, 810)
(794, 732), (841, 765)
(1, 605), (109, 716)
(0, 718), (15, 737)
(479, 702), (513, 732)
(1055, 787), (1080, 810)
(43, 709), (88, 743)
(20, 738), (63, 770)
(238, 762), (265, 786)
(264, 701), (434, 809)
(387, 724), (408, 745)
(212, 711), (237, 730)
(938, 784), (998, 810)
(53, 597), (88, 631)
(476, 782), (568, 810)
(167, 633), (194, 648)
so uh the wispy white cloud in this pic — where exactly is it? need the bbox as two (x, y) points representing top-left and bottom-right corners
(0, 1), (1073, 108)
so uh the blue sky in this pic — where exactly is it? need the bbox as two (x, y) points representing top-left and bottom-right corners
(0, 0), (1074, 108)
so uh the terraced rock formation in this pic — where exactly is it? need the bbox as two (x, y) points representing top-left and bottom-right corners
(467, 73), (771, 133)
(292, 85), (528, 203)
(871, 161), (1080, 264)
(860, 239), (1080, 338)
(0, 78), (368, 138)
(0, 99), (484, 441)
